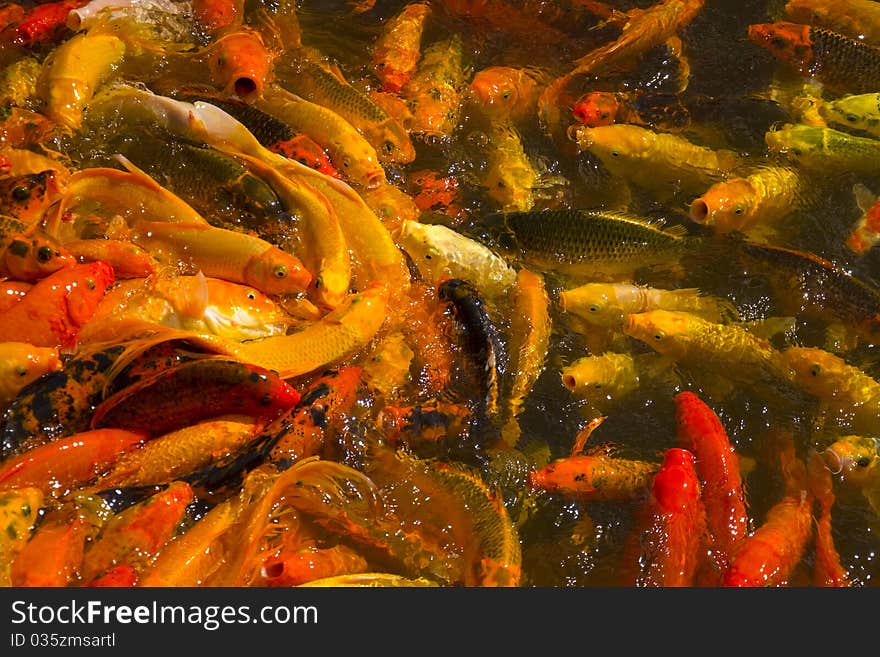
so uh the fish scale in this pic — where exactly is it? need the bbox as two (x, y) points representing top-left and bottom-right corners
(485, 209), (697, 280)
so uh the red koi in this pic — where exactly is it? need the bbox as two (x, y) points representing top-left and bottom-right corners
(0, 260), (115, 349)
(1, 0), (86, 47)
(674, 391), (748, 564)
(0, 428), (148, 496)
(625, 447), (709, 587)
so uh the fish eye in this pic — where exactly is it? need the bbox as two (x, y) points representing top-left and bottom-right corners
(383, 141), (394, 154)
(501, 90), (511, 100)
(216, 54), (227, 68)
(771, 36), (786, 48)
(86, 278), (96, 290)
(610, 150), (620, 157)
(11, 186), (30, 200)
(810, 363), (821, 376)
(314, 275), (322, 289)
(654, 331), (665, 341)
(857, 456), (872, 468)
(600, 112), (609, 119)
(341, 159), (351, 169)
(846, 114), (858, 123)
(274, 265), (288, 279)
(594, 383), (602, 389)
(36, 246), (54, 262)
(734, 206), (745, 215)
(14, 365), (27, 376)
(497, 180), (506, 188)
(247, 292), (256, 300)
(589, 304), (601, 313)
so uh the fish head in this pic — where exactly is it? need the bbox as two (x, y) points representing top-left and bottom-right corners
(64, 261), (116, 329)
(652, 448), (699, 513)
(243, 247), (312, 296)
(764, 123), (817, 160)
(821, 94), (880, 135)
(747, 22), (813, 69)
(569, 124), (650, 169)
(0, 170), (64, 223)
(823, 435), (880, 486)
(780, 345), (845, 397)
(689, 177), (758, 231)
(560, 284), (624, 327)
(622, 310), (691, 358)
(561, 353), (637, 401)
(572, 92), (620, 127)
(2, 231), (75, 281)
(469, 66), (520, 117)
(197, 278), (290, 339)
(483, 165), (535, 213)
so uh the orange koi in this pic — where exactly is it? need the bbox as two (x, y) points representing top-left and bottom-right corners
(378, 401), (473, 452)
(674, 391), (748, 564)
(62, 238), (158, 278)
(0, 170), (65, 224)
(372, 1), (431, 94)
(258, 544), (369, 586)
(269, 134), (340, 178)
(572, 90), (621, 127)
(722, 433), (813, 587)
(529, 453), (659, 501)
(539, 0), (703, 135)
(207, 28), (276, 103)
(10, 510), (87, 586)
(468, 66), (548, 124)
(1, 228), (75, 282)
(0, 428), (148, 496)
(192, 0), (243, 35)
(81, 481), (194, 583)
(0, 260), (114, 349)
(0, 280), (31, 312)
(846, 184), (880, 256)
(625, 447), (709, 587)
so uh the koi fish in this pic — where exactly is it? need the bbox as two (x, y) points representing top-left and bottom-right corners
(846, 183), (880, 256)
(90, 358), (301, 436)
(623, 309), (793, 388)
(625, 447), (709, 587)
(206, 28), (276, 103)
(78, 274), (293, 344)
(402, 35), (468, 141)
(529, 452), (660, 501)
(371, 1), (431, 94)
(570, 123), (741, 200)
(722, 432), (812, 587)
(0, 342), (62, 410)
(129, 221), (311, 297)
(815, 93), (880, 138)
(397, 219), (517, 300)
(807, 451), (850, 587)
(822, 435), (880, 525)
(501, 269), (550, 447)
(0, 260), (115, 349)
(484, 208), (697, 282)
(689, 166), (807, 237)
(765, 124), (880, 177)
(784, 0), (880, 46)
(560, 282), (738, 330)
(748, 21), (880, 95)
(469, 66), (548, 124)
(0, 0), (85, 47)
(674, 391), (748, 566)
(482, 122), (538, 213)
(0, 428), (148, 497)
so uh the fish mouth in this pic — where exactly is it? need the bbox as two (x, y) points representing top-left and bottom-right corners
(822, 448), (843, 475)
(689, 198), (710, 224)
(234, 77), (259, 102)
(364, 167), (387, 189)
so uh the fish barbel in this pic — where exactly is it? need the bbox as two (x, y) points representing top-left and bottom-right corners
(484, 208), (697, 281)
